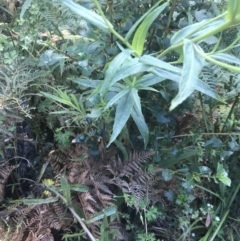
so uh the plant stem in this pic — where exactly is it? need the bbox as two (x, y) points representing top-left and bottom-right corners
(198, 93), (209, 133)
(45, 185), (96, 241)
(158, 13), (229, 58)
(164, 0), (177, 39)
(92, 0), (133, 50)
(209, 210), (229, 241)
(221, 93), (240, 133)
(194, 45), (240, 73)
(156, 132), (240, 140)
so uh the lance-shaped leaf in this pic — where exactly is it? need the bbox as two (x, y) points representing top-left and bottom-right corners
(171, 18), (225, 45)
(20, 0), (33, 18)
(10, 197), (59, 205)
(59, 0), (112, 33)
(152, 68), (217, 99)
(131, 102), (149, 149)
(107, 88), (135, 146)
(87, 206), (117, 224)
(211, 53), (240, 65)
(140, 55), (182, 74)
(170, 40), (205, 110)
(110, 58), (152, 87)
(61, 175), (72, 206)
(38, 50), (66, 67)
(97, 49), (132, 97)
(125, 0), (165, 40)
(132, 2), (168, 55)
(104, 88), (129, 111)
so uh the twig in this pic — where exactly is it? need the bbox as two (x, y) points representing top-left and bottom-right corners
(43, 184), (96, 241)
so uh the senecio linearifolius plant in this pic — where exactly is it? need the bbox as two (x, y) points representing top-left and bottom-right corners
(15, 0), (240, 240)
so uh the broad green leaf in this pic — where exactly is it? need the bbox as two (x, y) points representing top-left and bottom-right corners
(216, 163), (231, 186)
(86, 108), (102, 118)
(108, 88), (135, 146)
(132, 2), (168, 55)
(125, 0), (165, 40)
(98, 49), (133, 97)
(59, 0), (112, 33)
(10, 197), (59, 205)
(61, 176), (72, 205)
(87, 206), (117, 224)
(20, 0), (33, 18)
(131, 103), (149, 148)
(218, 176), (231, 187)
(199, 166), (212, 175)
(170, 40), (205, 110)
(38, 50), (66, 67)
(211, 53), (240, 65)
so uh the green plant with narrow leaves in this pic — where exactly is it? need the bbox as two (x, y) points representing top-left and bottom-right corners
(2, 0), (240, 240)
(44, 0), (240, 149)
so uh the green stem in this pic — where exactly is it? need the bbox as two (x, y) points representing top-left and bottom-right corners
(156, 132), (240, 140)
(92, 0), (133, 50)
(199, 93), (209, 133)
(216, 35), (240, 53)
(221, 93), (240, 133)
(209, 210), (229, 241)
(158, 13), (229, 58)
(45, 185), (96, 241)
(164, 0), (177, 38)
(194, 183), (225, 203)
(227, 181), (240, 210)
(177, 218), (202, 241)
(194, 45), (240, 73)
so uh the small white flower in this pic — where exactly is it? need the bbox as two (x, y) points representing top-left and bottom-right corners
(215, 216), (220, 222)
(192, 233), (195, 237)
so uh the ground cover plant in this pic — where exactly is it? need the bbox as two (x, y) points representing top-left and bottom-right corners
(1, 0), (240, 240)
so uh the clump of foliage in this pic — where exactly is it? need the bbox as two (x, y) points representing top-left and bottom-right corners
(1, 0), (240, 240)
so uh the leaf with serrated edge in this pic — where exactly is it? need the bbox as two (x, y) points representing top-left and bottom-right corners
(170, 40), (205, 110)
